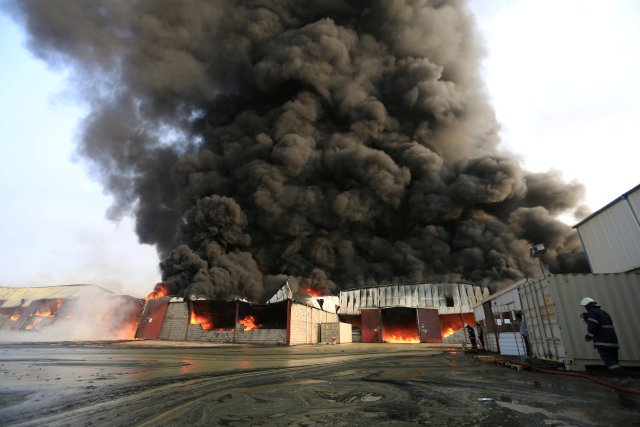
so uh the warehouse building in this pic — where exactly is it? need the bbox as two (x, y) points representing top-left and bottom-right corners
(136, 287), (350, 345)
(338, 283), (487, 343)
(0, 284), (143, 341)
(134, 281), (486, 345)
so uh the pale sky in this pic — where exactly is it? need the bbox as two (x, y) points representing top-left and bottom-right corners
(0, 1), (638, 298)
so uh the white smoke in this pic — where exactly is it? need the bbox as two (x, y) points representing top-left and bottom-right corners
(0, 296), (142, 342)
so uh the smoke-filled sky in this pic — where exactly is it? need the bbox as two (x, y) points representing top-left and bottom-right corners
(0, 0), (638, 299)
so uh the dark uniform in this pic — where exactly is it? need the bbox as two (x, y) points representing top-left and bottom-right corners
(466, 324), (477, 349)
(583, 303), (629, 382)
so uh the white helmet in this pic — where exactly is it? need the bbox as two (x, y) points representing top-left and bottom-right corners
(580, 297), (596, 306)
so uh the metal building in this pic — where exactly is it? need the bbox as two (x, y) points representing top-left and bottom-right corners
(338, 283), (487, 343)
(0, 284), (143, 340)
(573, 183), (640, 273)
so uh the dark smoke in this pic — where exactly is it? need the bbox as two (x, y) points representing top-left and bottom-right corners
(7, 0), (588, 300)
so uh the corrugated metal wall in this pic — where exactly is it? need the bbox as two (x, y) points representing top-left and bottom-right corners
(520, 273), (640, 370)
(338, 283), (485, 315)
(498, 333), (526, 356)
(576, 190), (640, 273)
(519, 282), (566, 362)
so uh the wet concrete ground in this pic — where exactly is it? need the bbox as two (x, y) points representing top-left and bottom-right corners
(0, 341), (638, 426)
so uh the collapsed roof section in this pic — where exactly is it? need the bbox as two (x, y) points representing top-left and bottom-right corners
(0, 284), (115, 308)
(265, 280), (340, 313)
(0, 285), (144, 341)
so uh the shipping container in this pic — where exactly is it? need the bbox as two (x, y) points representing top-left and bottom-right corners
(519, 273), (640, 370)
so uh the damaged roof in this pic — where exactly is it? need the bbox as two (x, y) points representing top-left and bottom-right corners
(0, 284), (115, 308)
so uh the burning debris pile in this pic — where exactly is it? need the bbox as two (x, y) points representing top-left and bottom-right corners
(8, 1), (588, 301)
(0, 285), (143, 341)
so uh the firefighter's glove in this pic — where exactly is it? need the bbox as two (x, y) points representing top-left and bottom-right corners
(579, 313), (588, 324)
(584, 335), (592, 342)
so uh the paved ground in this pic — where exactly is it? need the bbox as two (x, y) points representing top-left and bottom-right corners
(0, 341), (638, 426)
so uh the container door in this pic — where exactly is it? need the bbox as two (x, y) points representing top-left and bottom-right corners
(417, 308), (441, 343)
(135, 297), (170, 339)
(360, 308), (381, 343)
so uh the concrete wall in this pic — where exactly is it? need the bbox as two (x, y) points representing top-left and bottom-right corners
(320, 322), (353, 344)
(235, 327), (287, 344)
(157, 301), (339, 345)
(289, 303), (339, 345)
(158, 302), (189, 341)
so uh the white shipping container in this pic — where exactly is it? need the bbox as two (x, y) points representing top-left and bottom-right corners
(518, 273), (640, 370)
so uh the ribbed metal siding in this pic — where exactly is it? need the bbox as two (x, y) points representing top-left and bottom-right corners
(576, 198), (640, 273)
(628, 188), (640, 227)
(519, 280), (566, 362)
(338, 283), (484, 315)
(521, 273), (640, 369)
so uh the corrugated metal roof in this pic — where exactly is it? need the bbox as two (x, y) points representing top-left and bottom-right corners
(0, 284), (114, 308)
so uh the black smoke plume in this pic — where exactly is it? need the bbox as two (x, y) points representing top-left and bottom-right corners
(7, 0), (588, 300)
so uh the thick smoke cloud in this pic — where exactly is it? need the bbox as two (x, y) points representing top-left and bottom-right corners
(7, 0), (588, 300)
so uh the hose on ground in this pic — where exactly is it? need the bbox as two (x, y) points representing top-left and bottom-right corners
(489, 354), (640, 396)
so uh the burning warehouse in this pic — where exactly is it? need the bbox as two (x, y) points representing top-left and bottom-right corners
(0, 285), (144, 341)
(136, 282), (346, 345)
(338, 283), (487, 343)
(135, 280), (485, 346)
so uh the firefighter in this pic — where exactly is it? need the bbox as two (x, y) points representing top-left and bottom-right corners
(580, 297), (632, 386)
(465, 324), (477, 349)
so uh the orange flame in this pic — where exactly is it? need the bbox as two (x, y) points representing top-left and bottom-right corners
(24, 316), (45, 331)
(145, 283), (170, 300)
(384, 335), (420, 343)
(34, 299), (63, 317)
(239, 315), (260, 331)
(190, 309), (215, 330)
(303, 287), (322, 297)
(439, 313), (475, 339)
(9, 313), (20, 321)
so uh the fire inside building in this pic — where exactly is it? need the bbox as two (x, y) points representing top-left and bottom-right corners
(135, 281), (487, 345)
(1, 281), (486, 346)
(0, 285), (143, 341)
(1, 280), (485, 345)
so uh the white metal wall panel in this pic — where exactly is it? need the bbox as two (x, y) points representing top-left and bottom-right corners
(473, 305), (485, 322)
(498, 332), (526, 356)
(489, 288), (521, 313)
(484, 332), (498, 353)
(523, 273), (640, 370)
(627, 187), (640, 220)
(577, 199), (640, 273)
